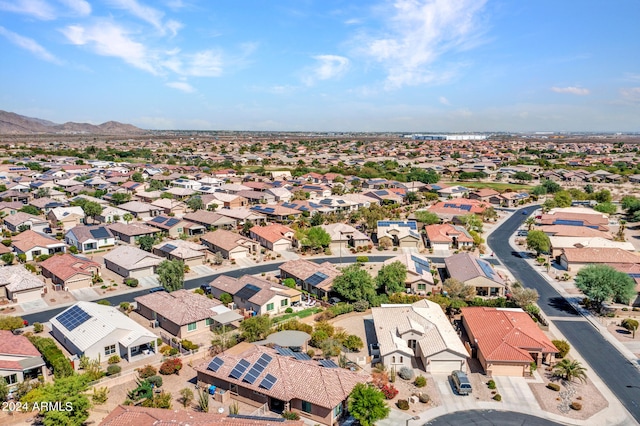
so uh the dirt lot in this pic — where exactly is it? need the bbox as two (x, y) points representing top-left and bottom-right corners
(529, 366), (608, 420)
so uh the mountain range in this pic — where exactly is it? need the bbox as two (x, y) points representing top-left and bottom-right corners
(0, 110), (145, 135)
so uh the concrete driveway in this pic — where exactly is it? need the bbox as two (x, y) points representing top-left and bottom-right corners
(70, 287), (100, 301)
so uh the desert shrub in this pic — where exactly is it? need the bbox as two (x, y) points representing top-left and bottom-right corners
(356, 255), (369, 263)
(343, 335), (364, 352)
(124, 278), (139, 287)
(1, 239), (11, 247)
(159, 358), (183, 375)
(396, 399), (409, 410)
(277, 319), (313, 334)
(353, 300), (369, 312)
(570, 401), (582, 410)
(417, 393), (430, 403)
(414, 375), (427, 388)
(493, 394), (502, 401)
(108, 355), (121, 364)
(284, 307), (293, 314)
(380, 384), (398, 400)
(180, 339), (199, 351)
(398, 367), (414, 380)
(282, 411), (300, 420)
(552, 340), (570, 358)
(306, 349), (315, 358)
(147, 375), (163, 387)
(33, 322), (43, 333)
(92, 386), (109, 404)
(137, 365), (158, 379)
(487, 380), (496, 389)
(106, 364), (121, 376)
(547, 383), (560, 391)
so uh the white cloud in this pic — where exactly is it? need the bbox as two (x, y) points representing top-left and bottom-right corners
(304, 55), (350, 85)
(344, 18), (361, 25)
(0, 0), (56, 20)
(58, 0), (91, 16)
(107, 0), (182, 36)
(439, 96), (450, 105)
(551, 86), (590, 95)
(0, 26), (62, 64)
(358, 0), (488, 88)
(61, 21), (158, 74)
(620, 87), (640, 104)
(162, 49), (223, 77)
(166, 81), (195, 93)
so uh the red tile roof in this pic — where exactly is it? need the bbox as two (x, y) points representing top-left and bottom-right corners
(249, 224), (293, 244)
(0, 330), (41, 357)
(461, 307), (558, 363)
(39, 253), (100, 281)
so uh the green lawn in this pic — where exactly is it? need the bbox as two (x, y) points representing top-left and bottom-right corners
(443, 181), (533, 191)
(272, 307), (323, 323)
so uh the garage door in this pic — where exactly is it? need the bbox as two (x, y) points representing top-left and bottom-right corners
(489, 364), (524, 377)
(429, 360), (463, 374)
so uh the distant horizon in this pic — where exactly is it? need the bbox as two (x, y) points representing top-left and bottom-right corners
(2, 1), (639, 132)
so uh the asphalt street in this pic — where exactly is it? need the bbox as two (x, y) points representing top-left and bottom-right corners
(488, 206), (640, 423)
(424, 410), (565, 426)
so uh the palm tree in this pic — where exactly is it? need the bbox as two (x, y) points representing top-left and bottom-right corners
(553, 359), (588, 383)
(524, 217), (536, 231)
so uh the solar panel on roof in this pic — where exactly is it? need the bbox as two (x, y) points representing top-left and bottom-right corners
(207, 357), (224, 372)
(229, 359), (251, 379)
(57, 305), (92, 331)
(150, 216), (166, 224)
(306, 271), (329, 287)
(236, 284), (261, 300)
(554, 219), (584, 227)
(228, 415), (285, 423)
(243, 353), (273, 384)
(629, 273), (640, 278)
(319, 359), (339, 368)
(89, 227), (110, 239)
(293, 352), (311, 360)
(165, 218), (180, 227)
(275, 347), (295, 357)
(258, 373), (278, 390)
(160, 244), (177, 253)
(476, 259), (496, 279)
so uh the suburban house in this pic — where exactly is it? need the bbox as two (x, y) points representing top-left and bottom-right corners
(215, 208), (267, 226)
(51, 302), (158, 361)
(376, 220), (423, 249)
(118, 201), (163, 219)
(195, 343), (365, 425)
(39, 253), (101, 291)
(0, 330), (46, 390)
(320, 223), (371, 254)
(0, 265), (45, 304)
(540, 224), (613, 240)
(249, 224), (294, 252)
(468, 188), (500, 203)
(444, 252), (506, 297)
(152, 240), (207, 266)
(424, 223), (474, 251)
(95, 206), (129, 224)
(3, 212), (49, 233)
(65, 225), (116, 252)
(183, 210), (238, 231)
(371, 300), (468, 373)
(46, 206), (85, 231)
(147, 215), (189, 238)
(106, 222), (161, 244)
(559, 247), (640, 273)
(461, 307), (558, 377)
(201, 192), (248, 209)
(427, 199), (488, 220)
(539, 207), (610, 231)
(102, 246), (163, 279)
(382, 253), (436, 294)
(250, 205), (302, 222)
(134, 289), (240, 339)
(208, 274), (300, 316)
(11, 230), (67, 261)
(200, 229), (258, 260)
(279, 259), (341, 299)
(150, 198), (187, 217)
(549, 236), (635, 258)
(100, 405), (304, 426)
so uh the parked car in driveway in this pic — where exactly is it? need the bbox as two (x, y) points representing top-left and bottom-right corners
(451, 370), (472, 395)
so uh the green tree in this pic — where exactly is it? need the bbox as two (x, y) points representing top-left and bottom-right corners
(513, 171), (533, 182)
(553, 359), (587, 383)
(414, 210), (440, 225)
(526, 230), (550, 255)
(219, 293), (233, 305)
(111, 192), (131, 205)
(594, 189), (612, 203)
(482, 206), (499, 222)
(282, 278), (296, 289)
(157, 259), (184, 292)
(622, 318), (639, 338)
(542, 179), (561, 194)
(443, 278), (475, 300)
(22, 374), (90, 426)
(19, 205), (40, 215)
(300, 227), (331, 252)
(376, 261), (407, 294)
(239, 315), (272, 342)
(511, 287), (539, 308)
(344, 335), (364, 352)
(179, 387), (194, 408)
(348, 383), (390, 426)
(1, 252), (14, 265)
(553, 191), (572, 208)
(593, 202), (617, 215)
(123, 213), (134, 224)
(138, 235), (156, 252)
(574, 264), (636, 311)
(131, 172), (144, 183)
(524, 217), (536, 231)
(82, 201), (103, 224)
(0, 378), (8, 402)
(187, 196), (204, 211)
(333, 264), (377, 304)
(0, 315), (25, 330)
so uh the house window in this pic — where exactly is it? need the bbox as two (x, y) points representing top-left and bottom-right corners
(205, 318), (212, 326)
(400, 356), (404, 363)
(301, 400), (312, 413)
(105, 344), (116, 355)
(32, 250), (41, 257)
(187, 322), (197, 332)
(392, 356), (396, 363)
(333, 403), (342, 418)
(267, 303), (274, 312)
(281, 299), (288, 307)
(4, 374), (17, 385)
(177, 228), (183, 233)
(417, 283), (426, 291)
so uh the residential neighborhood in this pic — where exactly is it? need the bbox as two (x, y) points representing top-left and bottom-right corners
(0, 132), (639, 426)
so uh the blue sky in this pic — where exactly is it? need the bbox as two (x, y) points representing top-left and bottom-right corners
(1, 0), (639, 132)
